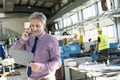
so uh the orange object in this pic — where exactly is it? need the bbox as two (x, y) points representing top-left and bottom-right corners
(63, 38), (67, 44)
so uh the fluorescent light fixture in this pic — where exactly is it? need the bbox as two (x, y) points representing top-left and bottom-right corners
(0, 13), (5, 18)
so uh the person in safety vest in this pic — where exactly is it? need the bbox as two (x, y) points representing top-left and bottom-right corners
(93, 27), (109, 64)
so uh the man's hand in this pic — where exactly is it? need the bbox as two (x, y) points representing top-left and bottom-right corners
(28, 62), (41, 72)
(93, 50), (96, 54)
(22, 27), (32, 41)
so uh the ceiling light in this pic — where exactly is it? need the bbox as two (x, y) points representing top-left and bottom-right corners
(28, 6), (31, 9)
(0, 13), (5, 18)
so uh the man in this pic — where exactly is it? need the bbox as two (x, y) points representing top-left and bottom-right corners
(10, 12), (62, 80)
(94, 27), (109, 64)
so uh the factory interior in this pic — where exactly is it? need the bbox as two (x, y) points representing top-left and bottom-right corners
(0, 0), (120, 80)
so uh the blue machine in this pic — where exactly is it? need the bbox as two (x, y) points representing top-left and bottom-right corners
(60, 42), (120, 64)
(109, 43), (120, 63)
(90, 42), (120, 63)
(109, 42), (118, 49)
(60, 43), (81, 63)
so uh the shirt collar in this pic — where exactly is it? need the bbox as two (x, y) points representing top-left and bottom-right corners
(36, 31), (46, 40)
(31, 31), (46, 40)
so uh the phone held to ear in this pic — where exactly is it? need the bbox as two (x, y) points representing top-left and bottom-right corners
(25, 26), (32, 37)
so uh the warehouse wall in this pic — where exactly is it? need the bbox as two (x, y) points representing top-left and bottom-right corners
(0, 17), (28, 35)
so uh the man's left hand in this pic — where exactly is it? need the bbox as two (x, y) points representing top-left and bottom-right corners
(28, 62), (41, 72)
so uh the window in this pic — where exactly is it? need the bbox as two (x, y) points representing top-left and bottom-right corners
(98, 1), (104, 14)
(84, 29), (97, 42)
(78, 11), (83, 22)
(106, 0), (112, 10)
(58, 20), (63, 29)
(107, 26), (114, 38)
(83, 4), (96, 20)
(98, 0), (116, 12)
(85, 30), (90, 42)
(63, 17), (71, 27)
(102, 26), (115, 38)
(84, 25), (117, 43)
(70, 13), (78, 24)
(111, 0), (120, 9)
(55, 22), (59, 30)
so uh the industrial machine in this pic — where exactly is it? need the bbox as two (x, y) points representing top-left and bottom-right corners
(60, 43), (81, 64)
(109, 43), (120, 65)
(90, 42), (120, 65)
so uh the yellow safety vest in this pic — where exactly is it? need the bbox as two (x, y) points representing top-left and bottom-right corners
(98, 34), (109, 50)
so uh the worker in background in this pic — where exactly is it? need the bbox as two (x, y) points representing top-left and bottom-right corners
(73, 32), (79, 43)
(93, 27), (110, 64)
(9, 12), (61, 80)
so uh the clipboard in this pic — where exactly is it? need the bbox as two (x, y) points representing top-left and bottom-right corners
(9, 49), (34, 66)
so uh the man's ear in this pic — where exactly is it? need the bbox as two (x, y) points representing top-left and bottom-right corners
(44, 23), (46, 29)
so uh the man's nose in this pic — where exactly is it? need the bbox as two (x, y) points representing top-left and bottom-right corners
(33, 27), (37, 31)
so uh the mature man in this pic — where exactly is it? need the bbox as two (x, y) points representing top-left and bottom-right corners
(10, 12), (62, 80)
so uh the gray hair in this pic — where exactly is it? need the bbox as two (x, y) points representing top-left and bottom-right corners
(29, 12), (47, 23)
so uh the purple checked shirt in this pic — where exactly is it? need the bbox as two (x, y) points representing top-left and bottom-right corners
(10, 31), (62, 79)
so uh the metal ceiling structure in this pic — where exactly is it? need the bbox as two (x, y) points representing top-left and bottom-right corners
(0, 0), (94, 23)
(0, 0), (74, 18)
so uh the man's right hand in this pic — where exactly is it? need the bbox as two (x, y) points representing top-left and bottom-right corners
(22, 27), (32, 41)
(93, 50), (96, 54)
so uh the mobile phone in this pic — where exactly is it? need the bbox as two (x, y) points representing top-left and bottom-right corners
(25, 26), (32, 36)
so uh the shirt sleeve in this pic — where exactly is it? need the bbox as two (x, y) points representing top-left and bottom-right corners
(97, 37), (101, 42)
(39, 36), (62, 73)
(8, 38), (27, 56)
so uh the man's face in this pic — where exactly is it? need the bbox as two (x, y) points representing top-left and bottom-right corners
(98, 31), (102, 35)
(30, 18), (45, 36)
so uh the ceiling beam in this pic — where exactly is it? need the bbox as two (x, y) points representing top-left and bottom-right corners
(33, 0), (39, 6)
(3, 0), (15, 12)
(0, 13), (31, 18)
(13, 6), (52, 16)
(26, 0), (30, 5)
(18, 0), (22, 5)
(0, 5), (2, 8)
(38, 0), (61, 3)
(0, 8), (3, 12)
(40, 2), (45, 7)
(47, 0), (89, 24)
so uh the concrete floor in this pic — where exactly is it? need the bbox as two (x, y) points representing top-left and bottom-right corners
(0, 67), (27, 80)
(0, 66), (64, 80)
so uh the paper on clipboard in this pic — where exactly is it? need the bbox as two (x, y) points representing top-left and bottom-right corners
(9, 49), (34, 66)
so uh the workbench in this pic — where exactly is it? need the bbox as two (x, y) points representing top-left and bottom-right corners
(68, 64), (120, 80)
